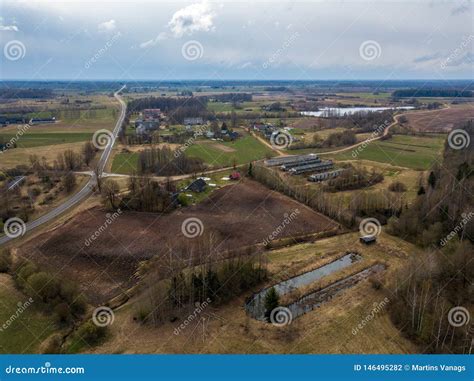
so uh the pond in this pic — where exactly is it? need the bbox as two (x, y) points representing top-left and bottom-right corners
(301, 106), (414, 117)
(245, 253), (361, 320)
(286, 263), (386, 319)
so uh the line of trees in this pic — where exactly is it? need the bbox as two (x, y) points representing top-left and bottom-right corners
(324, 166), (384, 192)
(134, 234), (267, 325)
(138, 146), (206, 176)
(126, 96), (208, 124)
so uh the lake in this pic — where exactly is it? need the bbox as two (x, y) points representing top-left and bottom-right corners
(301, 106), (415, 117)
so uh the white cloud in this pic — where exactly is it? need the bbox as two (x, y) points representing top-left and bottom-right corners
(98, 19), (117, 34)
(0, 18), (18, 31)
(168, 1), (216, 38)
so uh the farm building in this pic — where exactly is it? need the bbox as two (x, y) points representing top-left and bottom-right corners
(184, 117), (204, 126)
(29, 117), (56, 125)
(360, 235), (377, 245)
(186, 178), (207, 193)
(308, 169), (345, 182)
(229, 172), (241, 180)
(265, 153), (319, 167)
(142, 108), (163, 120)
(0, 116), (27, 126)
(288, 160), (334, 175)
(281, 157), (322, 171)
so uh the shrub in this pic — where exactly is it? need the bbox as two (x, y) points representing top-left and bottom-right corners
(75, 321), (107, 347)
(26, 272), (60, 303)
(40, 334), (62, 354)
(0, 249), (12, 273)
(388, 181), (407, 192)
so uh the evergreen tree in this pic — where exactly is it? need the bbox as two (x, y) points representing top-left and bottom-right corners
(264, 287), (279, 321)
(428, 171), (436, 189)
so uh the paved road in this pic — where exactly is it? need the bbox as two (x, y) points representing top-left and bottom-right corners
(0, 85), (126, 246)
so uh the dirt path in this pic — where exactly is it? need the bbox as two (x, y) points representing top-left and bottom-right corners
(250, 131), (286, 156)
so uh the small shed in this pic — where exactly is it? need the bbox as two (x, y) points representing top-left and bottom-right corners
(186, 178), (207, 193)
(229, 171), (241, 181)
(359, 235), (377, 245)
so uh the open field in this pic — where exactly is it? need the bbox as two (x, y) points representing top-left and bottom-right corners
(18, 180), (339, 305)
(0, 132), (93, 149)
(0, 142), (87, 169)
(403, 104), (474, 132)
(111, 135), (276, 174)
(327, 134), (445, 170)
(90, 231), (420, 354)
(0, 274), (56, 354)
(185, 135), (275, 167)
(111, 152), (139, 174)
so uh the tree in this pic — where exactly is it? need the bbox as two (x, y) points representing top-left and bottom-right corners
(428, 171), (437, 189)
(264, 287), (280, 321)
(83, 142), (96, 167)
(248, 162), (253, 177)
(93, 165), (102, 193)
(101, 179), (120, 210)
(0, 249), (12, 273)
(62, 172), (76, 193)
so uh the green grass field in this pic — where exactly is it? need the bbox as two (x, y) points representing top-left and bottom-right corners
(110, 135), (275, 174)
(111, 152), (139, 174)
(0, 275), (56, 353)
(0, 132), (93, 148)
(185, 135), (275, 166)
(327, 134), (445, 170)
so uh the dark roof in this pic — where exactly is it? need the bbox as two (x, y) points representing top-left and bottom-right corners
(360, 235), (377, 243)
(186, 178), (207, 192)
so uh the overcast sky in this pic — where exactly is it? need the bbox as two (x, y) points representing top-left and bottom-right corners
(0, 0), (472, 81)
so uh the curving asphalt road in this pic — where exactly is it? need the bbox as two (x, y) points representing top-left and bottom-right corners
(0, 85), (127, 246)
